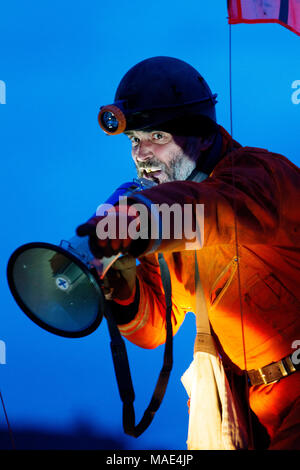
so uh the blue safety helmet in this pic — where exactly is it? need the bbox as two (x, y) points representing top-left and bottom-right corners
(98, 56), (218, 136)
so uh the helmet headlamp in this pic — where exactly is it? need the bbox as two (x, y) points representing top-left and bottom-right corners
(98, 104), (127, 135)
(97, 57), (218, 136)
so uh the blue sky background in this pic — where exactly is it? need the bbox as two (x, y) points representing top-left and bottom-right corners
(0, 0), (299, 450)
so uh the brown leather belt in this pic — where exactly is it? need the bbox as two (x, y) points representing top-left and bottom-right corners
(248, 354), (300, 386)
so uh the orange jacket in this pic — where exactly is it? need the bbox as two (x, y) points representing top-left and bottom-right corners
(117, 126), (300, 378)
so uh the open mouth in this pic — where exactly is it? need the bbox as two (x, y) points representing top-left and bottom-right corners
(140, 167), (162, 183)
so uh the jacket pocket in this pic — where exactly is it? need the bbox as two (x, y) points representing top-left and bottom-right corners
(244, 273), (300, 312)
(210, 257), (239, 308)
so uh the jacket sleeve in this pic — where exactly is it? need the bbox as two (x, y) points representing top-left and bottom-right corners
(112, 148), (298, 349)
(115, 253), (187, 349)
(128, 149), (283, 254)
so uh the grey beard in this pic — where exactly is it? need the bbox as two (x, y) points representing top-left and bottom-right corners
(136, 153), (197, 183)
(170, 155), (197, 182)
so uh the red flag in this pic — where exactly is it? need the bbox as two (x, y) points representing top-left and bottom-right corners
(228, 0), (300, 36)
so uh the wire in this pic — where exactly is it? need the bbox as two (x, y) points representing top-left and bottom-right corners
(229, 20), (234, 137)
(228, 21), (254, 450)
(0, 389), (16, 450)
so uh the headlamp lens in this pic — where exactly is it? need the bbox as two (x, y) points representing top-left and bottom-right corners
(98, 105), (127, 135)
(101, 111), (119, 132)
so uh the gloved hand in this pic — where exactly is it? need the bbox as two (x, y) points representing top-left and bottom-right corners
(102, 254), (137, 303)
(76, 204), (150, 259)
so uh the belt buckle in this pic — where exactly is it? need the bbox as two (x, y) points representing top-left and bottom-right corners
(257, 367), (269, 385)
(258, 361), (284, 385)
(278, 359), (289, 377)
(249, 355), (298, 386)
(284, 355), (297, 373)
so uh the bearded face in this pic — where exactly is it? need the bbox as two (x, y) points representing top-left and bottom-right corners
(126, 130), (202, 184)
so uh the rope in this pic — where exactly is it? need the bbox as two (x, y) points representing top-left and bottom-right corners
(228, 21), (254, 450)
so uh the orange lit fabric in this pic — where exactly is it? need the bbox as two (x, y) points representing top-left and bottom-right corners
(117, 125), (300, 447)
(249, 372), (300, 448)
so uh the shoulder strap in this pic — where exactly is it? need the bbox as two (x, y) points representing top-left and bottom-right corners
(194, 252), (217, 356)
(105, 253), (173, 437)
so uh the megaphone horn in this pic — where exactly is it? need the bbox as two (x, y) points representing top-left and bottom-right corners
(7, 178), (156, 338)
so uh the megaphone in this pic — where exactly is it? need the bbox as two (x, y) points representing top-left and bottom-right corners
(6, 178), (155, 338)
(6, 176), (174, 438)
